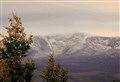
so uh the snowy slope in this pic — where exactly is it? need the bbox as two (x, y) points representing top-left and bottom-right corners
(28, 32), (120, 82)
(28, 32), (120, 60)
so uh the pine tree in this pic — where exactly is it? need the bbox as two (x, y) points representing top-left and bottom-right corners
(40, 53), (69, 82)
(0, 60), (11, 82)
(0, 14), (35, 82)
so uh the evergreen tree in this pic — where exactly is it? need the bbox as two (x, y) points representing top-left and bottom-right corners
(0, 60), (11, 82)
(0, 14), (35, 82)
(40, 53), (69, 82)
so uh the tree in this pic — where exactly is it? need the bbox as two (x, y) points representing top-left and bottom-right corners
(0, 60), (11, 82)
(0, 14), (35, 82)
(40, 53), (69, 82)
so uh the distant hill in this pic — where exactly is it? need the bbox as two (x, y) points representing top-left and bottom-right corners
(26, 32), (120, 82)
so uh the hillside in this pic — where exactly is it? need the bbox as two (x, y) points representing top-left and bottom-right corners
(27, 33), (120, 82)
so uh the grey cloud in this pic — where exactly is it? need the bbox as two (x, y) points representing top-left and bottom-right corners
(1, 2), (119, 36)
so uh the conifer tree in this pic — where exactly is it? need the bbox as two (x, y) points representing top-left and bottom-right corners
(0, 14), (35, 82)
(40, 53), (69, 82)
(0, 60), (10, 82)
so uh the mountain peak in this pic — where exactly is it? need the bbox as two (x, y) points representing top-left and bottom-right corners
(29, 33), (120, 60)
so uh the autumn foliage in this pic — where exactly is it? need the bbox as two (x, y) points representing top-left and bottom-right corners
(0, 14), (35, 82)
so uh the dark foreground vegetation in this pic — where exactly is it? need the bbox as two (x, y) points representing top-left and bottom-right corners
(0, 14), (68, 82)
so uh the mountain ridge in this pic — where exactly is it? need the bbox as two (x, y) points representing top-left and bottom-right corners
(28, 32), (120, 59)
(27, 32), (120, 82)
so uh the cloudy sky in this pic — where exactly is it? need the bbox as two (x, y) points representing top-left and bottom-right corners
(0, 0), (119, 37)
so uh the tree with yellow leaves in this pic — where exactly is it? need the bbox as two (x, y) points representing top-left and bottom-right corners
(0, 14), (35, 82)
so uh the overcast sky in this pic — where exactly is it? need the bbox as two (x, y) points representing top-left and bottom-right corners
(0, 0), (119, 37)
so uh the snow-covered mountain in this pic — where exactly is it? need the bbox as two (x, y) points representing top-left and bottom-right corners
(28, 32), (120, 59)
(28, 32), (120, 82)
